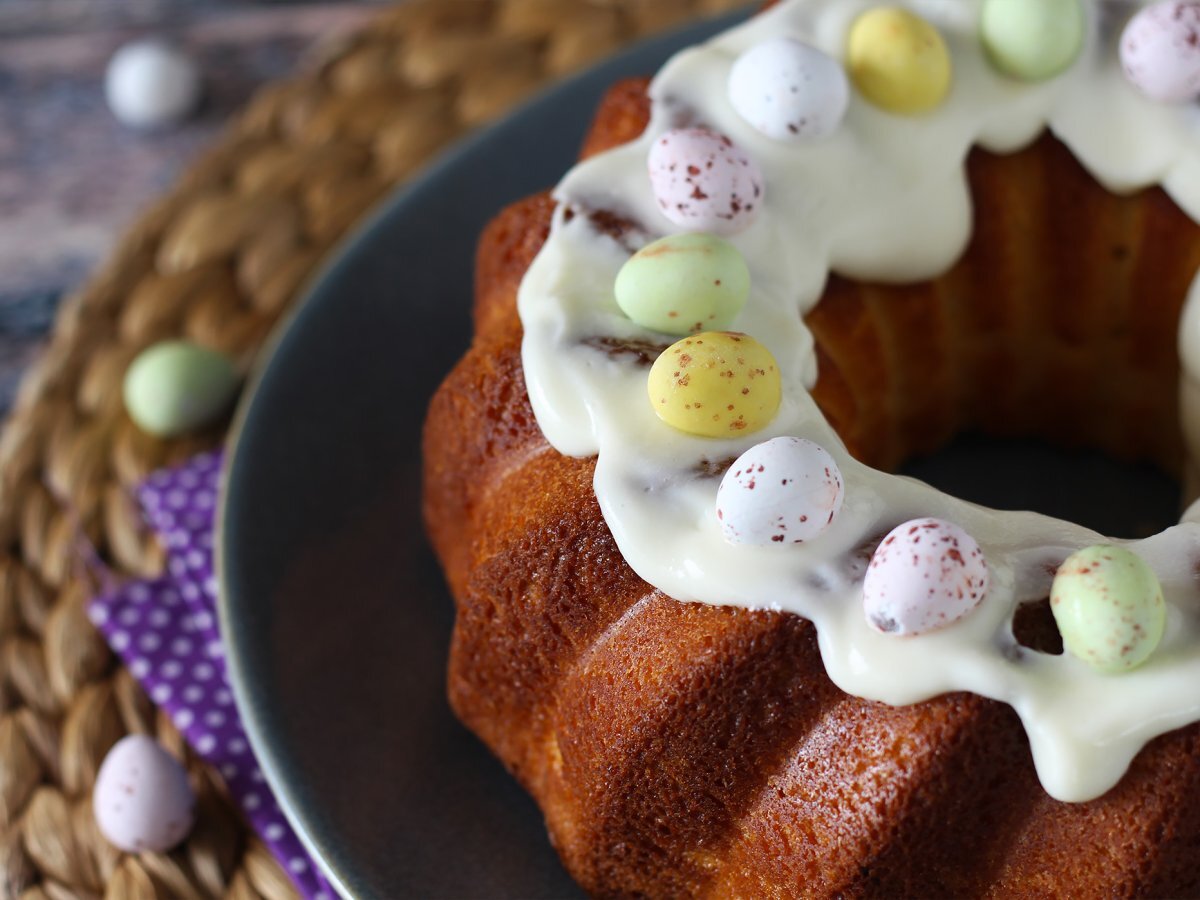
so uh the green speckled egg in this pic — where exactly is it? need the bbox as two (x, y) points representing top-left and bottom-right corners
(647, 331), (781, 437)
(124, 341), (240, 438)
(615, 233), (750, 335)
(1050, 545), (1165, 673)
(981, 0), (1085, 83)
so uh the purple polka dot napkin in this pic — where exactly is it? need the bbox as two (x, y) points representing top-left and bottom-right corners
(87, 451), (340, 900)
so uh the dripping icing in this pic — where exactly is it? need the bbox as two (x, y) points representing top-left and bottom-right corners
(517, 0), (1200, 802)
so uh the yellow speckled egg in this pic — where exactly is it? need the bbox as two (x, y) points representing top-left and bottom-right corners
(647, 332), (781, 437)
(848, 7), (953, 115)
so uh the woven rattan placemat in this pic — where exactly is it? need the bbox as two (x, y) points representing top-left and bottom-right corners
(0, 1), (749, 897)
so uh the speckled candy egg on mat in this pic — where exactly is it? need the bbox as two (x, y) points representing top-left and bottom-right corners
(864, 518), (989, 636)
(94, 735), (196, 853)
(614, 233), (750, 335)
(728, 38), (850, 141)
(1050, 545), (1165, 672)
(647, 332), (781, 437)
(1121, 2), (1200, 103)
(106, 39), (203, 130)
(647, 128), (764, 234)
(123, 340), (240, 438)
(717, 437), (844, 545)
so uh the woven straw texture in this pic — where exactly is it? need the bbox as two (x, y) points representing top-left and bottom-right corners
(0, 1), (749, 897)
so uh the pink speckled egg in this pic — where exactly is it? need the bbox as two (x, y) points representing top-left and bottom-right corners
(717, 437), (844, 545)
(863, 518), (989, 636)
(1120, 2), (1200, 103)
(648, 128), (764, 234)
(94, 735), (195, 853)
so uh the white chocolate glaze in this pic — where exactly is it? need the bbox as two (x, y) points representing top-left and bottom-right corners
(518, 0), (1200, 802)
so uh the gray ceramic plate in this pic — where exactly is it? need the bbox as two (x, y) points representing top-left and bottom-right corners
(219, 13), (742, 899)
(219, 9), (1180, 898)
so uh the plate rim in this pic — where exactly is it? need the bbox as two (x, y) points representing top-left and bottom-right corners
(215, 10), (746, 897)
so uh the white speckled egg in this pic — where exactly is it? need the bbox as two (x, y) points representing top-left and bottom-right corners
(717, 437), (844, 545)
(1120, 2), (1200, 103)
(106, 39), (202, 130)
(728, 38), (850, 141)
(863, 518), (989, 636)
(647, 128), (764, 235)
(94, 735), (195, 853)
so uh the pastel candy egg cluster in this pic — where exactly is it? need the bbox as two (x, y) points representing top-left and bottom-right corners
(1050, 545), (1165, 672)
(647, 332), (781, 438)
(728, 38), (850, 140)
(94, 735), (196, 853)
(719, 2), (1196, 140)
(981, 0), (1085, 82)
(124, 341), (240, 438)
(847, 7), (953, 115)
(864, 518), (989, 636)
(717, 437), (844, 545)
(648, 128), (764, 235)
(615, 233), (750, 335)
(1120, 2), (1200, 103)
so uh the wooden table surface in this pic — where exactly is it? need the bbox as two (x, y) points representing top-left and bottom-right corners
(0, 1), (381, 412)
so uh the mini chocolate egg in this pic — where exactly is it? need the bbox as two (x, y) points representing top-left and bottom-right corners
(847, 7), (953, 115)
(728, 38), (850, 141)
(615, 233), (750, 335)
(1050, 545), (1165, 673)
(124, 341), (240, 438)
(94, 735), (195, 853)
(717, 437), (844, 545)
(864, 518), (989, 636)
(647, 332), (781, 437)
(981, 0), (1085, 82)
(1120, 2), (1200, 103)
(647, 128), (764, 235)
(106, 39), (203, 130)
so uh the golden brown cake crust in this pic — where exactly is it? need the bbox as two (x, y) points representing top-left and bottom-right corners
(422, 79), (1200, 897)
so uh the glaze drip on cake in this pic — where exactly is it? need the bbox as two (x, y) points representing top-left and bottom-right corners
(517, 0), (1200, 802)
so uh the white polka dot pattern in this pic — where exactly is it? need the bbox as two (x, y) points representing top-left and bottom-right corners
(88, 452), (338, 899)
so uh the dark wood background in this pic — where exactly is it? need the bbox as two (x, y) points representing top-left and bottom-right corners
(0, 1), (380, 412)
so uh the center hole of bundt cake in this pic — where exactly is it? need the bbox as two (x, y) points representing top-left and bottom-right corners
(800, 136), (1200, 653)
(804, 135), (1197, 544)
(900, 435), (1179, 540)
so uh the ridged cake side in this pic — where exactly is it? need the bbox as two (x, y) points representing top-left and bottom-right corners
(422, 79), (1200, 897)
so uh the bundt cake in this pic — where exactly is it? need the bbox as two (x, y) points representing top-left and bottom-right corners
(423, 0), (1200, 894)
